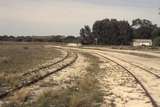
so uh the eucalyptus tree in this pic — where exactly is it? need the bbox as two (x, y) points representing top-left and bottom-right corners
(92, 18), (132, 45)
(80, 25), (94, 44)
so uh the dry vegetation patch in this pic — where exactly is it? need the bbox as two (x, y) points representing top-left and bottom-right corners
(2, 53), (104, 107)
(0, 43), (61, 74)
(31, 53), (103, 107)
(0, 43), (62, 90)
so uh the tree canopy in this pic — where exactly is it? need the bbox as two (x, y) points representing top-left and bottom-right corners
(132, 19), (157, 39)
(80, 18), (160, 46)
(80, 25), (94, 44)
(92, 19), (132, 45)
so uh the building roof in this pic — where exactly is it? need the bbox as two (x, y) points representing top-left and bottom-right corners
(133, 39), (152, 42)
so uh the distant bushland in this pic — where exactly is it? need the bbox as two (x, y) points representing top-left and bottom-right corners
(0, 35), (79, 43)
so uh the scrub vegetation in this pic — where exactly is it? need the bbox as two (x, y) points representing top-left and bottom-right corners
(2, 53), (104, 107)
(0, 42), (62, 89)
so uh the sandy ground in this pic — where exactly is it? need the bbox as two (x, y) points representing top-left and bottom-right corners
(92, 53), (152, 107)
(29, 53), (89, 102)
(39, 50), (153, 107)
(97, 48), (160, 71)
(81, 47), (160, 107)
(0, 53), (89, 106)
(58, 46), (160, 73)
(95, 52), (160, 106)
(85, 46), (160, 58)
(55, 45), (160, 107)
(1, 45), (159, 107)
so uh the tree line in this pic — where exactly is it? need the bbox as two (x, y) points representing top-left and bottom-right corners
(0, 18), (160, 46)
(0, 35), (79, 43)
(80, 18), (160, 46)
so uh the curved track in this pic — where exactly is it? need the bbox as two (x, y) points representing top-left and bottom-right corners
(106, 54), (160, 78)
(95, 52), (159, 107)
(0, 50), (78, 99)
(82, 47), (160, 78)
(60, 46), (160, 107)
(22, 50), (69, 76)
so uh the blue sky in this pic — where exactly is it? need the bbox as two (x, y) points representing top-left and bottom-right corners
(0, 0), (159, 36)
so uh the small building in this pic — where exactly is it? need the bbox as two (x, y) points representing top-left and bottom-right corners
(67, 43), (82, 47)
(132, 39), (152, 46)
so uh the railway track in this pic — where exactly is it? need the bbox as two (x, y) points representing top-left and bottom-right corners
(0, 50), (78, 99)
(95, 52), (159, 107)
(82, 47), (160, 78)
(22, 50), (69, 76)
(106, 54), (160, 78)
(68, 46), (160, 78)
(53, 46), (160, 107)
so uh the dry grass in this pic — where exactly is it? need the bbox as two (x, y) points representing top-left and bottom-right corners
(2, 89), (31, 107)
(3, 53), (103, 107)
(0, 73), (20, 88)
(31, 53), (103, 107)
(0, 43), (61, 74)
(0, 42), (62, 89)
(9, 90), (30, 104)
